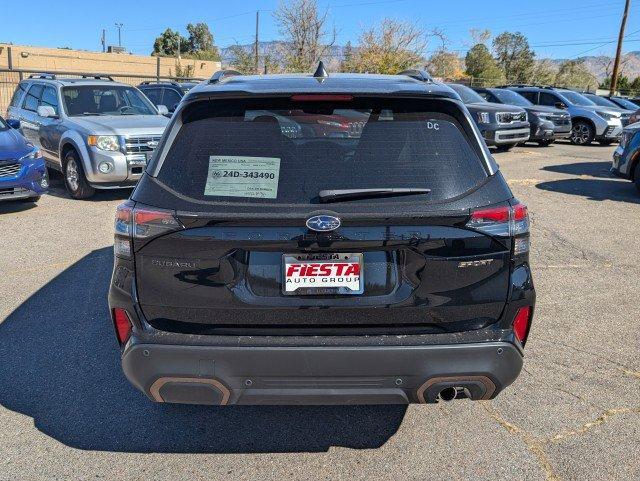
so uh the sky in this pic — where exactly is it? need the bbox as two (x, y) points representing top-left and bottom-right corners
(2, 0), (638, 59)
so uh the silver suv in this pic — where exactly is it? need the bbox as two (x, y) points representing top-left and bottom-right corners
(505, 86), (623, 146)
(7, 74), (170, 199)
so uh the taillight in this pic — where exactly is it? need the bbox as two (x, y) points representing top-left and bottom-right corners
(113, 201), (183, 258)
(112, 308), (132, 345)
(467, 202), (530, 255)
(512, 306), (532, 344)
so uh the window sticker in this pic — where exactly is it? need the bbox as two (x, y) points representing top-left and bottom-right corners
(204, 156), (281, 199)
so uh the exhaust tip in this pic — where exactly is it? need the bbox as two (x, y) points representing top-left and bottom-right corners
(438, 387), (457, 402)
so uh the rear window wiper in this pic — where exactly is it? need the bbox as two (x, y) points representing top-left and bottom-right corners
(318, 188), (431, 203)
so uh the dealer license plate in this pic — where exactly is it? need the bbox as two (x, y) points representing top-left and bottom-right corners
(282, 253), (363, 295)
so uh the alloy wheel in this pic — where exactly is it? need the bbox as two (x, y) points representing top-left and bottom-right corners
(571, 124), (591, 145)
(66, 159), (79, 192)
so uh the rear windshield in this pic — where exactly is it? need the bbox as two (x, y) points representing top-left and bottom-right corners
(155, 97), (488, 205)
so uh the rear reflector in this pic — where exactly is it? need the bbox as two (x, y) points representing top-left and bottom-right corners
(512, 306), (531, 344)
(112, 308), (132, 345)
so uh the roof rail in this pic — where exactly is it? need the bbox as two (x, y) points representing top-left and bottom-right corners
(499, 83), (558, 90)
(398, 69), (433, 83)
(209, 69), (243, 84)
(28, 73), (56, 80)
(139, 80), (181, 87)
(81, 75), (114, 81)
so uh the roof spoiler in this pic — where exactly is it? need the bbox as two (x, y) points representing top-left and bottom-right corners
(209, 69), (243, 84)
(398, 69), (433, 83)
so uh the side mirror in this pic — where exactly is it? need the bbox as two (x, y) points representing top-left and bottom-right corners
(156, 105), (169, 116)
(37, 105), (57, 118)
(554, 102), (567, 110)
(6, 118), (20, 129)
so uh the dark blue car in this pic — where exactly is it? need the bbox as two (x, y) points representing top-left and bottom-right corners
(0, 116), (48, 202)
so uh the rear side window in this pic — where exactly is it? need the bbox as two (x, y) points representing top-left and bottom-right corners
(539, 92), (560, 107)
(518, 91), (538, 103)
(142, 88), (162, 105)
(10, 83), (28, 107)
(40, 86), (59, 115)
(162, 88), (182, 109)
(23, 84), (44, 112)
(156, 97), (488, 205)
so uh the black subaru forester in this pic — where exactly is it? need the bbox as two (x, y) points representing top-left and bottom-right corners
(108, 66), (535, 406)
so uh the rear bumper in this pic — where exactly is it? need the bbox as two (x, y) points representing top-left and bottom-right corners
(121, 340), (523, 405)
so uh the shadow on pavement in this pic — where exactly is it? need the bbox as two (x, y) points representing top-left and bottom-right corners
(0, 198), (39, 214)
(45, 173), (132, 202)
(536, 177), (640, 203)
(542, 161), (614, 178)
(0, 248), (406, 453)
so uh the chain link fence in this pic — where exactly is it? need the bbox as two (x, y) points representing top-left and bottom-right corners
(0, 68), (207, 116)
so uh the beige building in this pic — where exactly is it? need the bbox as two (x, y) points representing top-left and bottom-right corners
(0, 44), (221, 114)
(0, 43), (221, 77)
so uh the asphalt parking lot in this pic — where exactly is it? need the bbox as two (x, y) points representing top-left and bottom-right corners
(1, 141), (638, 481)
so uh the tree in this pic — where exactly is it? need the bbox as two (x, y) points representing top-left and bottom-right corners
(464, 43), (504, 85)
(629, 77), (640, 96)
(273, 0), (336, 72)
(602, 75), (631, 94)
(153, 28), (188, 56)
(555, 60), (597, 90)
(340, 41), (355, 72)
(153, 24), (220, 61)
(492, 32), (535, 83)
(469, 28), (492, 46)
(227, 45), (255, 74)
(428, 50), (464, 79)
(186, 22), (220, 61)
(187, 23), (214, 51)
(530, 59), (558, 85)
(346, 19), (426, 74)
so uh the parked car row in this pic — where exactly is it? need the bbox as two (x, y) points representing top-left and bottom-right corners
(4, 74), (170, 200)
(2, 72), (640, 204)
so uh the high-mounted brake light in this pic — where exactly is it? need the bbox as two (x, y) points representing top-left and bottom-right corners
(112, 308), (132, 345)
(467, 203), (530, 255)
(290, 94), (353, 102)
(113, 202), (183, 258)
(512, 306), (532, 344)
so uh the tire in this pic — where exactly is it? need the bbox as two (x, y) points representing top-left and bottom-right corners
(495, 144), (514, 152)
(537, 139), (554, 147)
(63, 149), (95, 199)
(598, 139), (615, 146)
(570, 121), (595, 145)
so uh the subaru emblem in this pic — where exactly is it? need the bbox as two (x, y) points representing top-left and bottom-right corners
(306, 215), (341, 232)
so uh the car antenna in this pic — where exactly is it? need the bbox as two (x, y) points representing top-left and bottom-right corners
(313, 61), (329, 81)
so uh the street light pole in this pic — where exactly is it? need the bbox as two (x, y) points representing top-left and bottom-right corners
(610, 0), (631, 96)
(115, 23), (124, 48)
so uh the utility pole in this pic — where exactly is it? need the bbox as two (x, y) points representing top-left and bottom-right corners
(115, 23), (124, 47)
(610, 0), (631, 96)
(101, 29), (106, 52)
(254, 11), (260, 74)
